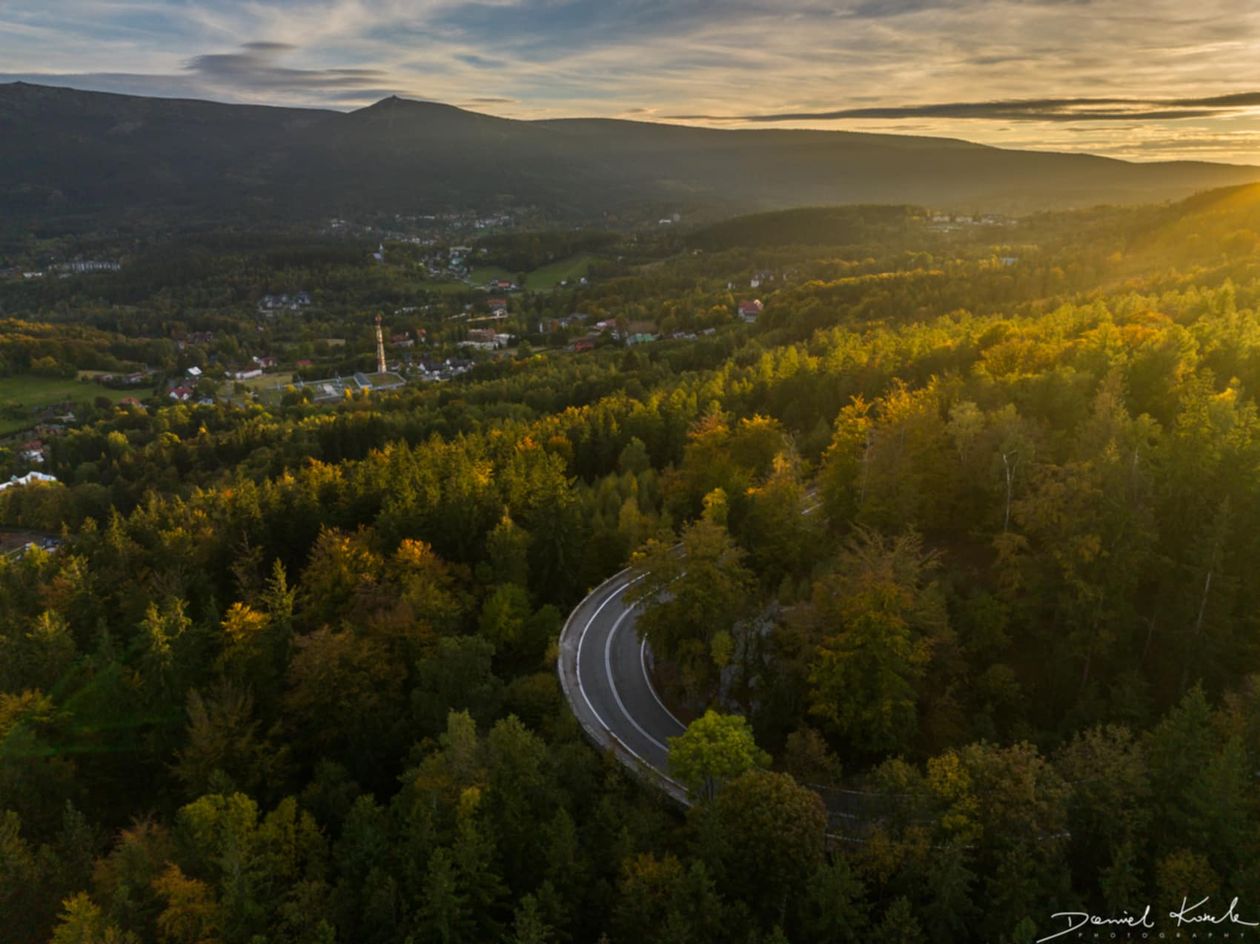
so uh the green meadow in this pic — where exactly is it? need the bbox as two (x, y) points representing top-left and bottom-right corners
(0, 373), (142, 435)
(525, 253), (596, 290)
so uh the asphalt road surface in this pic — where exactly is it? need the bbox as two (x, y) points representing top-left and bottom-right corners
(557, 569), (689, 803)
(557, 552), (870, 837)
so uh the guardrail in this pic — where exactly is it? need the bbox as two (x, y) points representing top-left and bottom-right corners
(556, 567), (692, 809)
(557, 500), (1076, 853)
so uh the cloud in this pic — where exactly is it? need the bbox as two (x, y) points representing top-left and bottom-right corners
(845, 0), (1089, 15)
(185, 42), (389, 92)
(453, 52), (504, 69)
(0, 39), (414, 105)
(3, 0), (1260, 162)
(428, 0), (844, 60)
(668, 93), (1260, 123)
(1176, 92), (1260, 108)
(241, 41), (295, 52)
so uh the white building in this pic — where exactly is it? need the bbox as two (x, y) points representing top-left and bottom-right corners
(0, 471), (57, 492)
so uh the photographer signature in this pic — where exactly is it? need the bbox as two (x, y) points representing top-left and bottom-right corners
(1037, 898), (1259, 942)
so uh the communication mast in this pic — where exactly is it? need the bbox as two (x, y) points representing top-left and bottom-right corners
(374, 313), (387, 374)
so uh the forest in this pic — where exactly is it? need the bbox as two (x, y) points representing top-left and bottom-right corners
(4, 185), (1260, 943)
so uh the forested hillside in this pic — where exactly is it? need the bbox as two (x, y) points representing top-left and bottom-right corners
(4, 82), (1260, 232)
(4, 186), (1260, 943)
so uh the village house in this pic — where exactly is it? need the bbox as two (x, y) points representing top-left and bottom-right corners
(91, 371), (152, 392)
(463, 328), (511, 350)
(35, 419), (71, 438)
(738, 299), (764, 323)
(415, 356), (474, 382)
(258, 292), (312, 314)
(54, 259), (121, 274)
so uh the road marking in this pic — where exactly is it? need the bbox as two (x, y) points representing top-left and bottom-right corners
(604, 589), (673, 754)
(562, 488), (824, 809)
(574, 574), (668, 776)
(639, 636), (685, 734)
(574, 578), (629, 736)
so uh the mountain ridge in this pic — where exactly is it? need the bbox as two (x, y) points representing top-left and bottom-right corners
(3, 82), (1259, 228)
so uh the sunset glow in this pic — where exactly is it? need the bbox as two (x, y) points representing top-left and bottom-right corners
(4, 0), (1259, 162)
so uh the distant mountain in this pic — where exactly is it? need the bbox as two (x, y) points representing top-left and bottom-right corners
(3, 82), (1259, 229)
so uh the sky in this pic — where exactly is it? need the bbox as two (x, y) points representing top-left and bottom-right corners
(3, 0), (1260, 164)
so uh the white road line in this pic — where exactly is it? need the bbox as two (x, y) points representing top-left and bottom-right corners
(574, 573), (665, 773)
(639, 636), (685, 734)
(574, 579), (629, 736)
(564, 493), (822, 805)
(604, 596), (672, 754)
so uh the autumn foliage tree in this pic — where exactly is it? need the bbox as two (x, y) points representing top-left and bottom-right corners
(629, 512), (756, 702)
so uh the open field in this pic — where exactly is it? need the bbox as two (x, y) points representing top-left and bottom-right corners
(462, 255), (596, 293)
(218, 371), (295, 406)
(237, 371), (295, 393)
(0, 373), (143, 435)
(467, 265), (516, 287)
(525, 254), (595, 290)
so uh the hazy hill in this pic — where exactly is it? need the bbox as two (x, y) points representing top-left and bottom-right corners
(0, 83), (326, 222)
(3, 82), (1260, 228)
(684, 205), (932, 251)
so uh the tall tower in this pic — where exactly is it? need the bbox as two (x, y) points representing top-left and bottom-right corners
(374, 313), (387, 374)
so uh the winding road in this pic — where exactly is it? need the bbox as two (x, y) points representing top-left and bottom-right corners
(557, 507), (1069, 850)
(559, 496), (821, 807)
(558, 571), (979, 841)
(556, 568), (691, 805)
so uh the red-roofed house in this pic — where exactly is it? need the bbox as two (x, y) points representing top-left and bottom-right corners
(737, 299), (764, 323)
